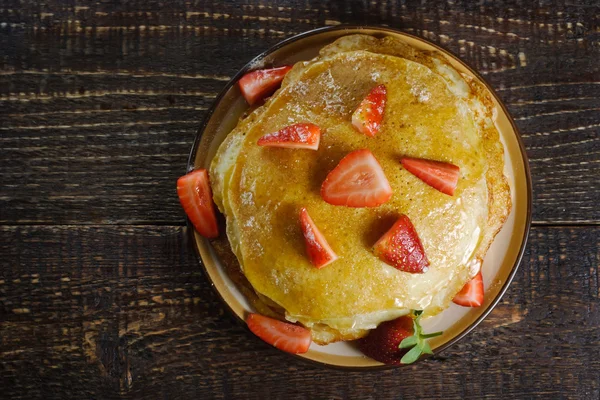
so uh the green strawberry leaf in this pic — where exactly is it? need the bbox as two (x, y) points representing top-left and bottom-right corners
(412, 320), (421, 337)
(421, 331), (443, 339)
(399, 335), (418, 349)
(396, 309), (444, 364)
(400, 344), (423, 364)
(420, 341), (433, 355)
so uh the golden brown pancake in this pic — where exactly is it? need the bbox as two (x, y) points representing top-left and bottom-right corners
(210, 35), (511, 344)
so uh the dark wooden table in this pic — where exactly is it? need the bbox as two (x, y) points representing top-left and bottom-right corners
(1, 1), (599, 399)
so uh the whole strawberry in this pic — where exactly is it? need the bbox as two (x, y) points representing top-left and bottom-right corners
(358, 311), (442, 365)
(358, 316), (414, 365)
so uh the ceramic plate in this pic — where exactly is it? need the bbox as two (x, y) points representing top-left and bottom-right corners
(187, 26), (532, 369)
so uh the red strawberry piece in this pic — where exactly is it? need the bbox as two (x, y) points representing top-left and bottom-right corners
(246, 313), (312, 354)
(401, 157), (460, 196)
(176, 169), (219, 238)
(373, 214), (430, 273)
(452, 272), (484, 307)
(352, 84), (387, 137)
(257, 123), (321, 150)
(238, 65), (293, 105)
(358, 316), (414, 365)
(321, 149), (392, 207)
(299, 208), (338, 268)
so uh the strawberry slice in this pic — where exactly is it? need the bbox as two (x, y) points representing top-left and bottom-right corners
(238, 65), (292, 105)
(358, 316), (414, 365)
(299, 208), (338, 268)
(246, 313), (312, 354)
(452, 272), (484, 307)
(257, 123), (321, 150)
(176, 169), (219, 238)
(321, 149), (392, 207)
(373, 214), (429, 273)
(352, 84), (387, 137)
(401, 157), (460, 196)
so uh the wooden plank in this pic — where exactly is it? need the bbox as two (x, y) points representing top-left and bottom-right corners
(0, 225), (598, 399)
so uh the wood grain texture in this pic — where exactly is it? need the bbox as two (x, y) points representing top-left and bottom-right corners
(0, 225), (598, 399)
(1, 0), (599, 225)
(1, 1), (599, 399)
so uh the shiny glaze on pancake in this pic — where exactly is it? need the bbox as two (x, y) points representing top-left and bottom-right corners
(210, 35), (510, 343)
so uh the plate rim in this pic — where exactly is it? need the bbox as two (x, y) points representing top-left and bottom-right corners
(185, 24), (533, 370)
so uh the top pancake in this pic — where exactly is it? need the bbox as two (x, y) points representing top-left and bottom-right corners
(210, 35), (511, 344)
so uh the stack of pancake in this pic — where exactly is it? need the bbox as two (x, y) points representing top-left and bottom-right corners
(210, 35), (511, 345)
